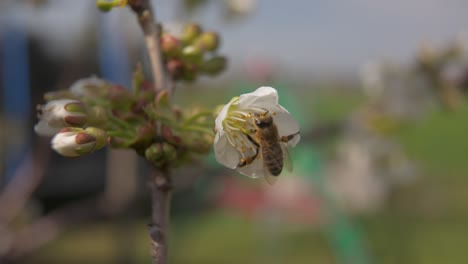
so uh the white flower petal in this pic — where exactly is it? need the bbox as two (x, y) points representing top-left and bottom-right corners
(238, 86), (278, 110)
(35, 99), (87, 137)
(237, 156), (266, 178)
(214, 132), (241, 169)
(69, 76), (108, 96)
(51, 132), (81, 157)
(273, 111), (301, 147)
(34, 120), (61, 136)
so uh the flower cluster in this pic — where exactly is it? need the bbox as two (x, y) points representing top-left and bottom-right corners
(213, 87), (300, 179)
(35, 74), (214, 168)
(162, 23), (227, 82)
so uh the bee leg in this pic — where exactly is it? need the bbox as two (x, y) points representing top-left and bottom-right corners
(281, 132), (300, 143)
(238, 134), (260, 168)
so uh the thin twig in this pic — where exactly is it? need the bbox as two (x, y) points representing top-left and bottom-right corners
(128, 0), (167, 93)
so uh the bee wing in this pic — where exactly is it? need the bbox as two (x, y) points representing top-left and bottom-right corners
(264, 164), (278, 185)
(281, 142), (293, 173)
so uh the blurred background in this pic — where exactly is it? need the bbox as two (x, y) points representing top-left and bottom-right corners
(1, 0), (468, 263)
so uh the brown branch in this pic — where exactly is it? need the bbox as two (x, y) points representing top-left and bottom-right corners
(128, 2), (173, 264)
(128, 0), (167, 94)
(148, 168), (172, 264)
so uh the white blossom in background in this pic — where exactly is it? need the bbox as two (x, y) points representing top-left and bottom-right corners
(51, 127), (107, 157)
(360, 61), (384, 100)
(69, 76), (110, 97)
(214, 86), (300, 178)
(227, 0), (256, 15)
(34, 99), (88, 136)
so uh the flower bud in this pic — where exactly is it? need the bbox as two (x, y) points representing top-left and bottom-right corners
(34, 99), (88, 136)
(96, 0), (127, 11)
(129, 123), (157, 153)
(181, 23), (202, 45)
(85, 127), (108, 149)
(200, 56), (227, 75)
(69, 76), (110, 97)
(182, 46), (204, 64)
(161, 34), (181, 58)
(108, 85), (133, 106)
(193, 32), (220, 52)
(166, 59), (185, 80)
(87, 105), (107, 126)
(145, 143), (177, 166)
(96, 1), (113, 12)
(162, 125), (181, 145)
(51, 128), (95, 157)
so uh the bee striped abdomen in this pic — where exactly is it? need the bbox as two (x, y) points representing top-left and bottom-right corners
(262, 143), (283, 176)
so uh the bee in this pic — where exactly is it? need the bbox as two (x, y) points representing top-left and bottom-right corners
(238, 110), (299, 184)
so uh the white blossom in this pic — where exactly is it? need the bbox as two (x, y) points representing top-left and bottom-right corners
(69, 76), (109, 97)
(214, 87), (300, 178)
(51, 128), (96, 157)
(34, 99), (87, 136)
(51, 127), (107, 157)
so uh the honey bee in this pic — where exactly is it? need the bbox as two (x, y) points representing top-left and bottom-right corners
(238, 111), (299, 184)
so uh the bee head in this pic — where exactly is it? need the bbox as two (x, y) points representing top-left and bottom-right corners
(254, 112), (273, 128)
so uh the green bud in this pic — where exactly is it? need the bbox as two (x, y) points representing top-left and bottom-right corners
(162, 143), (177, 161)
(85, 127), (108, 149)
(64, 101), (87, 113)
(182, 46), (204, 64)
(145, 143), (176, 166)
(127, 123), (156, 154)
(96, 1), (113, 12)
(108, 85), (134, 107)
(88, 106), (107, 126)
(181, 23), (202, 45)
(200, 56), (227, 75)
(193, 32), (220, 52)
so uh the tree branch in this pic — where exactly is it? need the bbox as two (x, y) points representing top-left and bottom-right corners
(128, 0), (167, 94)
(148, 168), (172, 264)
(128, 2), (173, 263)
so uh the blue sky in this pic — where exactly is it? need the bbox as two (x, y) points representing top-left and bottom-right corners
(1, 0), (468, 76)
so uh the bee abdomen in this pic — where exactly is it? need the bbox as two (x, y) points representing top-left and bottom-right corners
(263, 147), (283, 176)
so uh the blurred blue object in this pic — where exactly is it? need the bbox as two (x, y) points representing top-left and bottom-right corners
(1, 27), (30, 118)
(1, 26), (32, 183)
(98, 11), (131, 88)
